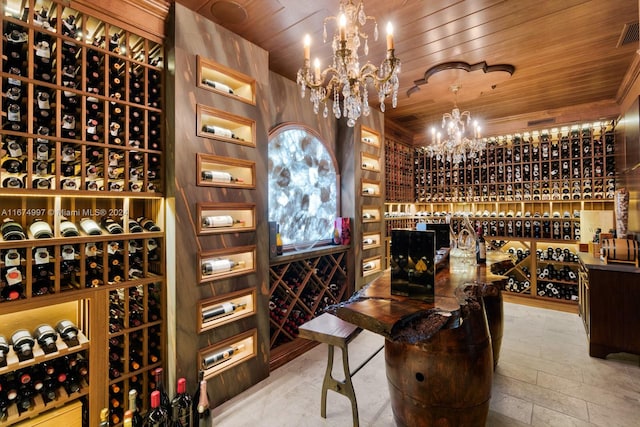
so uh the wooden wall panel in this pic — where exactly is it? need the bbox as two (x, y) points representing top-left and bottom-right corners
(167, 2), (270, 406)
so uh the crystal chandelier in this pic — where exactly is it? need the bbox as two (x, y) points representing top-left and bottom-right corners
(427, 85), (485, 165)
(296, 0), (401, 127)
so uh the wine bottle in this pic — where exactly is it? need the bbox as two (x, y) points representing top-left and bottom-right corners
(56, 319), (80, 346)
(57, 217), (78, 237)
(192, 371), (210, 427)
(137, 216), (161, 232)
(202, 301), (247, 322)
(362, 187), (376, 195)
(85, 248), (104, 288)
(1, 218), (26, 240)
(363, 261), (375, 271)
(276, 224), (283, 255)
(201, 170), (244, 183)
(10, 329), (35, 361)
(146, 390), (169, 426)
(202, 78), (234, 94)
(0, 335), (9, 367)
(202, 124), (234, 139)
(34, 40), (52, 82)
(80, 218), (102, 235)
(32, 247), (53, 295)
(99, 408), (109, 427)
(1, 272), (24, 300)
(107, 242), (124, 283)
(101, 216), (124, 234)
(33, 324), (58, 354)
(128, 389), (144, 427)
(202, 215), (244, 228)
(170, 377), (193, 427)
(476, 226), (486, 264)
(202, 259), (245, 276)
(202, 343), (245, 369)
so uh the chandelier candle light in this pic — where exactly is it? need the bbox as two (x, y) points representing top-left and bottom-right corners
(297, 0), (401, 127)
(428, 85), (486, 165)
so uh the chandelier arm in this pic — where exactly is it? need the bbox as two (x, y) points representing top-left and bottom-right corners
(359, 59), (400, 85)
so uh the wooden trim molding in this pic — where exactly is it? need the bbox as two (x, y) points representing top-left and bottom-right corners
(407, 61), (516, 98)
(617, 52), (640, 113)
(71, 0), (170, 40)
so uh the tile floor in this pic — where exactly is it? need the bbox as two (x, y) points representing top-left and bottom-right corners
(211, 303), (640, 426)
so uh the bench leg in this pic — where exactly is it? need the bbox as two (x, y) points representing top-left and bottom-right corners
(319, 344), (359, 427)
(341, 344), (359, 427)
(320, 344), (335, 419)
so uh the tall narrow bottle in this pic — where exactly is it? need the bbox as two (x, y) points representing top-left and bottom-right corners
(99, 408), (109, 427)
(276, 224), (283, 256)
(476, 226), (486, 264)
(154, 368), (171, 413)
(170, 377), (193, 426)
(192, 371), (210, 427)
(128, 389), (144, 427)
(145, 390), (169, 426)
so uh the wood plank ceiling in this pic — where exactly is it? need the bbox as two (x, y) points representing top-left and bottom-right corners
(175, 0), (639, 142)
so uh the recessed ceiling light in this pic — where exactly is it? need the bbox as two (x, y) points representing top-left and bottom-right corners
(210, 1), (248, 25)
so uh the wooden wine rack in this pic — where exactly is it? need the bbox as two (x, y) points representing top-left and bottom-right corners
(384, 121), (617, 309)
(268, 246), (350, 370)
(0, 0), (166, 425)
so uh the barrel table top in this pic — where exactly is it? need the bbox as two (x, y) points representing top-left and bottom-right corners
(333, 255), (510, 343)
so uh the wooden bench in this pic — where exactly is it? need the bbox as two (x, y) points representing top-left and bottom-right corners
(298, 312), (384, 427)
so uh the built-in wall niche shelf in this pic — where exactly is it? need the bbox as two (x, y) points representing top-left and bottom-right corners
(199, 245), (256, 283)
(0, 301), (88, 375)
(200, 328), (257, 379)
(361, 126), (381, 149)
(196, 153), (256, 189)
(197, 202), (256, 235)
(362, 206), (381, 223)
(196, 55), (256, 105)
(198, 288), (256, 333)
(362, 232), (382, 250)
(362, 255), (382, 277)
(196, 104), (255, 147)
(361, 152), (381, 173)
(361, 179), (381, 197)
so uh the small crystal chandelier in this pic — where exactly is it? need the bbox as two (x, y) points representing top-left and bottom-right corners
(427, 85), (486, 165)
(296, 0), (401, 127)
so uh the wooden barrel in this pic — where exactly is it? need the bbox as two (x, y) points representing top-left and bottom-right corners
(602, 238), (639, 262)
(483, 291), (503, 369)
(385, 304), (493, 427)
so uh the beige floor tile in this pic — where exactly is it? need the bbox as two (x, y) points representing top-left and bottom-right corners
(489, 389), (533, 424)
(587, 401), (640, 427)
(495, 359), (539, 385)
(537, 370), (640, 415)
(493, 370), (589, 421)
(531, 405), (596, 427)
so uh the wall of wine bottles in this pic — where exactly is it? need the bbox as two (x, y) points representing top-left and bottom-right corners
(0, 0), (166, 425)
(384, 121), (617, 308)
(414, 122), (616, 204)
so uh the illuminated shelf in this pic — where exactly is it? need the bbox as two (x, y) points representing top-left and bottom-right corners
(197, 55), (256, 105)
(196, 153), (256, 189)
(196, 104), (255, 147)
(198, 288), (256, 333)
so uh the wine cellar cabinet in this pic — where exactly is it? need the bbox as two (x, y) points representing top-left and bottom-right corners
(385, 121), (617, 309)
(0, 0), (166, 425)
